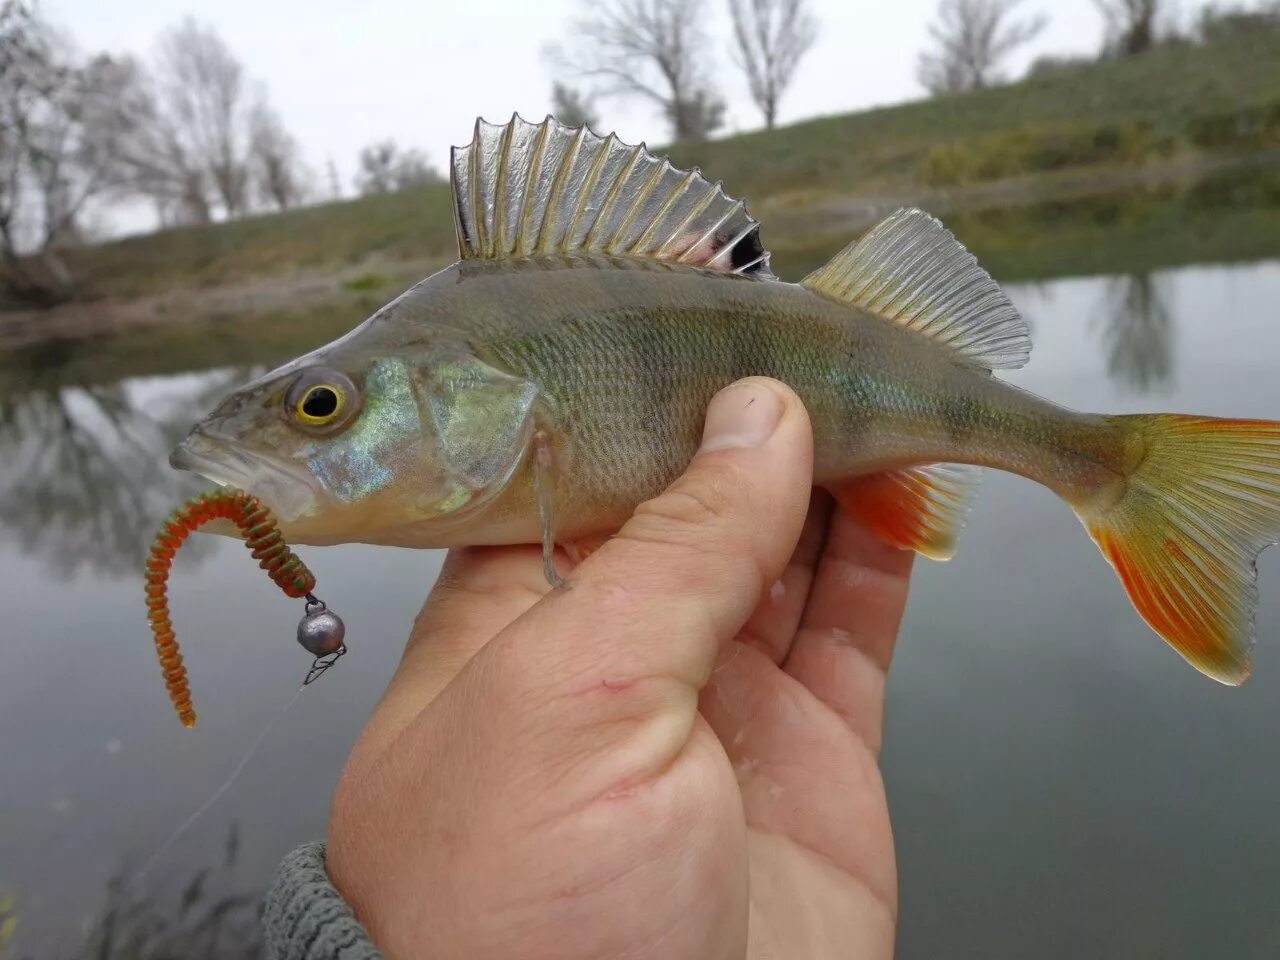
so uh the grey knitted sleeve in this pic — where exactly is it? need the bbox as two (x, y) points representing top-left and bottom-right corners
(263, 841), (382, 960)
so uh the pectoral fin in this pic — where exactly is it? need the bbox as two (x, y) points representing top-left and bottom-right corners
(532, 427), (571, 589)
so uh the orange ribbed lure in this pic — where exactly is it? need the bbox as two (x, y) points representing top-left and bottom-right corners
(144, 490), (345, 728)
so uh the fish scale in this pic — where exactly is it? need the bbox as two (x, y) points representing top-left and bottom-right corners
(169, 114), (1280, 687)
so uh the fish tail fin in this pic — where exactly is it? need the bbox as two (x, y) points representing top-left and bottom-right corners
(1077, 414), (1280, 684)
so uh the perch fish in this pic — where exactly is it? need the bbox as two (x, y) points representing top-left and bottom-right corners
(171, 114), (1280, 685)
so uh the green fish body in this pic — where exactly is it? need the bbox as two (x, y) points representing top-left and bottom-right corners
(374, 256), (1121, 549)
(173, 115), (1280, 686)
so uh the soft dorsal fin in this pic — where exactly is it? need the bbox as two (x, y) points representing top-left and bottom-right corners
(830, 463), (981, 561)
(802, 209), (1030, 370)
(450, 114), (773, 277)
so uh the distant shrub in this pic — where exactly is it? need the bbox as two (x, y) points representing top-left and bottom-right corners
(1029, 122), (1156, 170)
(342, 271), (394, 293)
(920, 121), (1158, 186)
(1026, 54), (1094, 79)
(1187, 163), (1280, 211)
(1197, 4), (1280, 45)
(1185, 101), (1280, 150)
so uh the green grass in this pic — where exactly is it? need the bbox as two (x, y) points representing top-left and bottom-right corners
(42, 29), (1280, 304)
(666, 31), (1280, 196)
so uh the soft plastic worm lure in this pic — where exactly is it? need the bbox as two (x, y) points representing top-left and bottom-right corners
(145, 490), (345, 728)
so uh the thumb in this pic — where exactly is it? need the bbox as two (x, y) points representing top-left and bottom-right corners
(505, 376), (814, 702)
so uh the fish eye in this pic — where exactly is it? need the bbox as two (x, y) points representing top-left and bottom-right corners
(285, 368), (359, 431)
(301, 386), (339, 419)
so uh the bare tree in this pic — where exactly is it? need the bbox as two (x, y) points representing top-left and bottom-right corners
(666, 88), (724, 141)
(121, 19), (305, 224)
(1197, 2), (1280, 43)
(354, 140), (442, 196)
(249, 102), (307, 210)
(728, 0), (818, 130)
(917, 0), (1048, 95)
(556, 0), (725, 141)
(551, 81), (600, 129)
(0, 1), (60, 280)
(354, 140), (396, 195)
(387, 147), (441, 190)
(151, 19), (253, 218)
(1094, 0), (1159, 56)
(0, 3), (142, 300)
(112, 63), (213, 226)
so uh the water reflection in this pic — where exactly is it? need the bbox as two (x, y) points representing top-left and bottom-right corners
(0, 368), (257, 578)
(1097, 272), (1176, 393)
(73, 823), (263, 960)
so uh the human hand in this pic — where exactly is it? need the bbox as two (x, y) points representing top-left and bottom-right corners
(327, 377), (911, 959)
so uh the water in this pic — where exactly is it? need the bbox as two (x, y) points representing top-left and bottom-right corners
(3, 260), (1280, 955)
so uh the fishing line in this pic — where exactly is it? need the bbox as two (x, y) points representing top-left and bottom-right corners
(132, 645), (346, 885)
(133, 681), (305, 884)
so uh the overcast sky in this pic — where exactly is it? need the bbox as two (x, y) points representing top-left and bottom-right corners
(50, 0), (1116, 194)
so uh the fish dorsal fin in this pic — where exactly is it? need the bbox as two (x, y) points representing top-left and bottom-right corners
(830, 463), (981, 561)
(802, 209), (1030, 370)
(450, 114), (773, 277)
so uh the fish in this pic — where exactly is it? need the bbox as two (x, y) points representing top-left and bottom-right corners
(171, 113), (1280, 686)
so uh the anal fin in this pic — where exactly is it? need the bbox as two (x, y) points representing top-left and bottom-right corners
(830, 464), (981, 561)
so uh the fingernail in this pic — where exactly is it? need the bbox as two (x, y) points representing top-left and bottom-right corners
(700, 381), (783, 452)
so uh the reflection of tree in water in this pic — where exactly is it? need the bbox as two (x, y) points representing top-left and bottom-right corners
(0, 367), (256, 578)
(74, 823), (263, 959)
(1097, 272), (1175, 393)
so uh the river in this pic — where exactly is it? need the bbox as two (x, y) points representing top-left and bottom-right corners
(2, 241), (1279, 955)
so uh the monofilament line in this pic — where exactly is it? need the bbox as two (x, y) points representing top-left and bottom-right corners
(132, 682), (308, 885)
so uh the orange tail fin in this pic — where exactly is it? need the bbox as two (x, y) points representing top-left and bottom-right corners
(1078, 415), (1280, 684)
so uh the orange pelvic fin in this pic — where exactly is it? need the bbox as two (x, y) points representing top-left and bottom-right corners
(830, 463), (980, 561)
(1079, 415), (1280, 685)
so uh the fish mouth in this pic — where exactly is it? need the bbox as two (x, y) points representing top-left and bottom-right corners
(169, 430), (321, 522)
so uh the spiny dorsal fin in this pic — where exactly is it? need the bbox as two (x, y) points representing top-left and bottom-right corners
(802, 209), (1030, 370)
(831, 463), (981, 561)
(450, 114), (773, 277)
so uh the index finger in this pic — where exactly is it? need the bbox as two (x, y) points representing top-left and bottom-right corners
(352, 544), (552, 760)
(783, 509), (915, 755)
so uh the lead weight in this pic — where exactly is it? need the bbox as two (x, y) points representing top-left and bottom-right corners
(297, 602), (346, 657)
